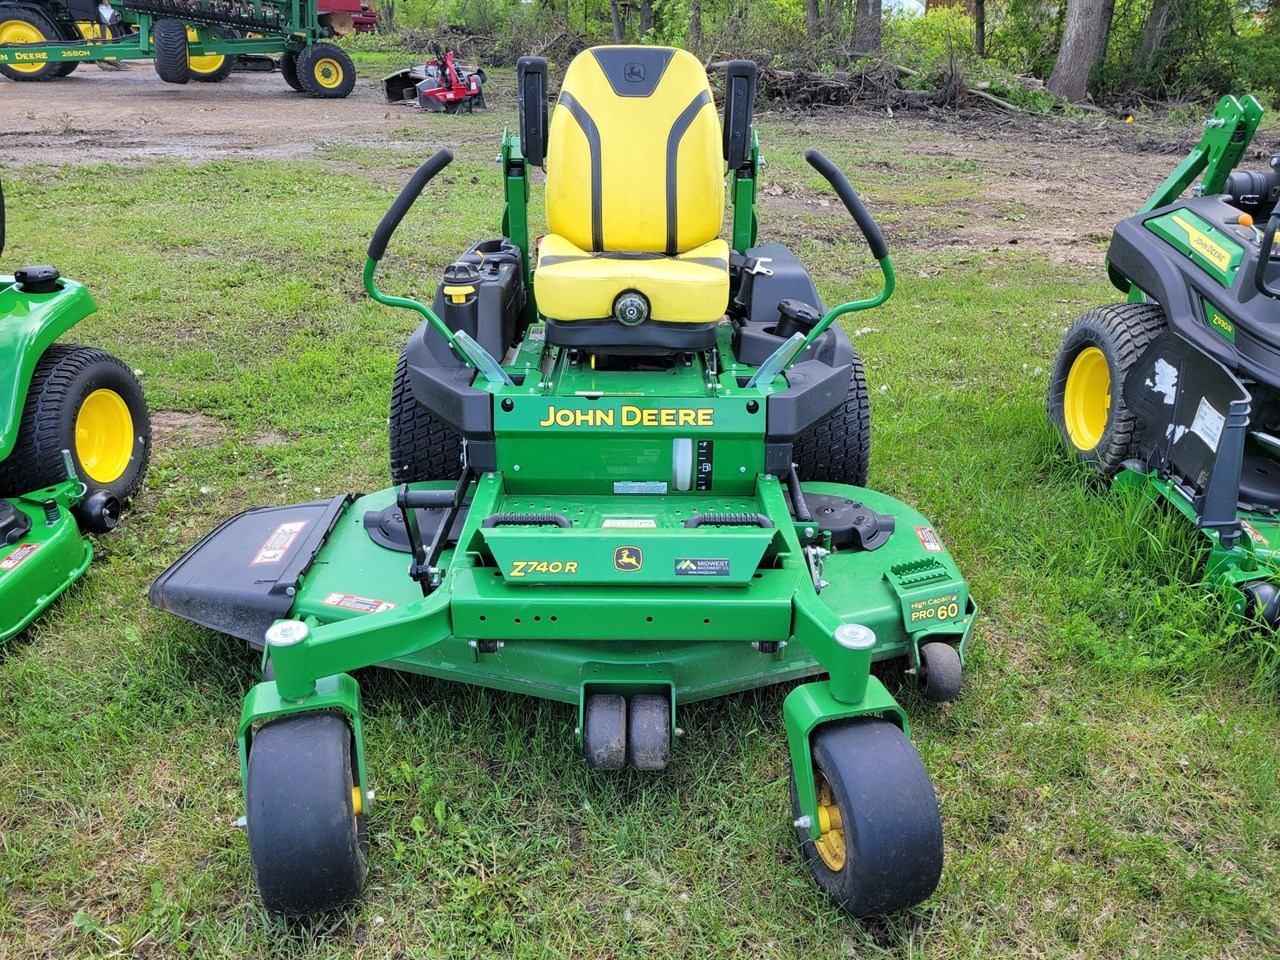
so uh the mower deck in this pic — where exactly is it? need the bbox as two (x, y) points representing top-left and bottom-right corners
(0, 479), (91, 643)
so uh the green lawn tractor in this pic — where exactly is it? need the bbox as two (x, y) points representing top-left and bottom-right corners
(0, 179), (151, 643)
(0, 0), (357, 96)
(151, 47), (976, 918)
(1048, 94), (1280, 620)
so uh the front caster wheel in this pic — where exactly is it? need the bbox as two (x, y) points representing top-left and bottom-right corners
(790, 718), (943, 917)
(918, 641), (963, 702)
(246, 712), (367, 915)
(1242, 580), (1280, 628)
(627, 694), (670, 771)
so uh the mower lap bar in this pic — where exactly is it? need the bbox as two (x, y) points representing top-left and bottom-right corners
(368, 150), (453, 262)
(804, 150), (888, 261)
(150, 496), (351, 645)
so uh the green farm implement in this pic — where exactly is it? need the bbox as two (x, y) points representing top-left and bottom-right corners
(151, 47), (976, 918)
(0, 0), (356, 95)
(0, 179), (151, 643)
(1049, 94), (1280, 621)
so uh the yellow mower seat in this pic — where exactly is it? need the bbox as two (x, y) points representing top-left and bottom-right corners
(535, 235), (730, 323)
(536, 46), (730, 332)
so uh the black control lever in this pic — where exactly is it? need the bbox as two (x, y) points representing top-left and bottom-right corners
(1256, 213), (1280, 300)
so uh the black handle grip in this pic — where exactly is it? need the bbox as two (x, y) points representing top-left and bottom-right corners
(481, 512), (572, 528)
(804, 149), (888, 261)
(367, 149), (454, 262)
(1257, 213), (1280, 300)
(684, 513), (774, 529)
(397, 485), (456, 510)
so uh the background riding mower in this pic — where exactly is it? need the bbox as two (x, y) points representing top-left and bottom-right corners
(1048, 94), (1280, 622)
(0, 179), (151, 642)
(151, 47), (976, 918)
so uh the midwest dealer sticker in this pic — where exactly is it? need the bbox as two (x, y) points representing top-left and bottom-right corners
(252, 521), (308, 564)
(915, 526), (944, 553)
(322, 593), (397, 615)
(0, 542), (39, 571)
(675, 558), (731, 576)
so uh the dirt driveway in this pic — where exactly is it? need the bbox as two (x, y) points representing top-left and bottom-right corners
(0, 68), (412, 164)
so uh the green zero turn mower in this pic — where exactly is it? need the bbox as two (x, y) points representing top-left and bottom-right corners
(1049, 94), (1280, 621)
(0, 178), (151, 643)
(150, 47), (977, 917)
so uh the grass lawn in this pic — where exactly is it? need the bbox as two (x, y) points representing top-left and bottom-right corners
(1, 79), (1279, 958)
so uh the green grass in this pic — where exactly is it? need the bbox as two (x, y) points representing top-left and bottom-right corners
(2, 96), (1280, 959)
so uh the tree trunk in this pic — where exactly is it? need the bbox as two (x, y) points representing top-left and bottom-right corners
(689, 0), (702, 50)
(1046, 0), (1112, 102)
(1136, 0), (1175, 70)
(1094, 0), (1115, 66)
(639, 0), (654, 37)
(610, 0), (623, 42)
(806, 0), (821, 41)
(974, 0), (984, 57)
(851, 0), (882, 54)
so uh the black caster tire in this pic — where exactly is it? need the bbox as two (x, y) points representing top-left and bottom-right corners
(389, 349), (462, 483)
(0, 345), (150, 503)
(153, 19), (190, 84)
(246, 712), (368, 915)
(793, 351), (870, 486)
(0, 10), (65, 81)
(281, 51), (303, 92)
(627, 694), (670, 771)
(297, 43), (355, 99)
(1047, 302), (1167, 476)
(1242, 580), (1280, 628)
(790, 718), (943, 917)
(918, 641), (963, 702)
(583, 694), (626, 770)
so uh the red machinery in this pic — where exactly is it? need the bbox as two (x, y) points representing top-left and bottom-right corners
(381, 40), (486, 113)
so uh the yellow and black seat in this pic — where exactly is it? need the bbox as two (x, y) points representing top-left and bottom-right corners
(530, 46), (731, 352)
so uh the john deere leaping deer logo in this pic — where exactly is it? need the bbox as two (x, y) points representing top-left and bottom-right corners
(613, 546), (643, 572)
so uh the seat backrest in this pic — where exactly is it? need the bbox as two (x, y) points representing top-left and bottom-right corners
(544, 47), (724, 256)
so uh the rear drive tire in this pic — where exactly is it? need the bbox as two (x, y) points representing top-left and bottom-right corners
(0, 11), (65, 81)
(790, 718), (943, 917)
(246, 712), (368, 915)
(0, 345), (150, 503)
(389, 350), (462, 483)
(297, 42), (355, 99)
(153, 19), (190, 84)
(793, 351), (870, 486)
(1047, 302), (1168, 477)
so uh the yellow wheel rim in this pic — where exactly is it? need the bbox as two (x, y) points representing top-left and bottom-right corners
(186, 25), (225, 74)
(75, 389), (134, 485)
(1, 20), (48, 73)
(1063, 346), (1111, 452)
(313, 57), (343, 89)
(813, 770), (846, 872)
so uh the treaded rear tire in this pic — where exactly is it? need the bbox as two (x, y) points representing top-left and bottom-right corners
(1047, 302), (1168, 476)
(793, 351), (870, 486)
(0, 10), (64, 81)
(297, 42), (355, 99)
(389, 349), (461, 483)
(153, 19), (190, 84)
(281, 51), (303, 91)
(0, 345), (151, 501)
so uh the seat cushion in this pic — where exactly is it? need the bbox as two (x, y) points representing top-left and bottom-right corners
(535, 234), (730, 323)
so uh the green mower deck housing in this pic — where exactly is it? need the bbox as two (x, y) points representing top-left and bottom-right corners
(1050, 94), (1280, 619)
(151, 47), (976, 919)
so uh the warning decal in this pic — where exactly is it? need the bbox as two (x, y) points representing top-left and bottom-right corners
(0, 542), (39, 571)
(322, 593), (397, 615)
(252, 521), (308, 565)
(915, 526), (944, 553)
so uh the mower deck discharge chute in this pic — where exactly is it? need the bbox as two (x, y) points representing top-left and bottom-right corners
(1049, 94), (1280, 621)
(0, 179), (151, 642)
(152, 47), (976, 918)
